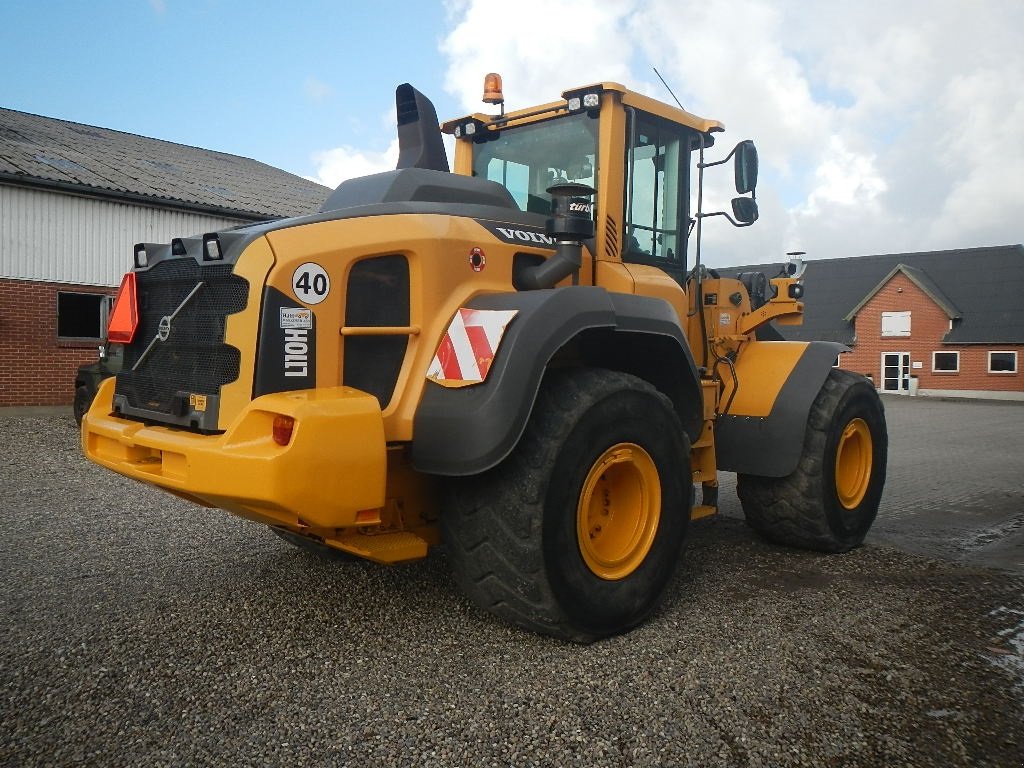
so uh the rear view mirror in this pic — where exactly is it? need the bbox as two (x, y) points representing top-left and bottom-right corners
(734, 140), (758, 194)
(731, 196), (759, 225)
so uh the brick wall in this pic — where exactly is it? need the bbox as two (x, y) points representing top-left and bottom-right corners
(838, 272), (1023, 393)
(0, 278), (116, 407)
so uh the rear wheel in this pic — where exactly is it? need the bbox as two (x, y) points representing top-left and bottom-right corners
(442, 369), (691, 642)
(737, 369), (887, 552)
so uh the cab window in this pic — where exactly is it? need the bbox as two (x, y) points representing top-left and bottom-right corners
(625, 111), (689, 270)
(472, 112), (598, 214)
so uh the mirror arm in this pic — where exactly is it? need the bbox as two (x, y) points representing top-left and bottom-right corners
(697, 210), (755, 228)
(697, 146), (738, 171)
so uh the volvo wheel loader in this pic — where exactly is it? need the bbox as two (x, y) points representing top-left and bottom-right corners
(83, 75), (887, 642)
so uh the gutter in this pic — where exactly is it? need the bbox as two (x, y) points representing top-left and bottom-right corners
(0, 172), (275, 222)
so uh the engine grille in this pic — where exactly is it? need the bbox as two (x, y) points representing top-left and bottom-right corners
(343, 255), (410, 408)
(115, 258), (248, 421)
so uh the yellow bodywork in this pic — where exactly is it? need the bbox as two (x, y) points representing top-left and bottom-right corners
(81, 80), (813, 564)
(84, 377), (386, 528)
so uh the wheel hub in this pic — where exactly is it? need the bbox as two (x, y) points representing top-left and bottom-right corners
(835, 418), (872, 509)
(577, 443), (661, 580)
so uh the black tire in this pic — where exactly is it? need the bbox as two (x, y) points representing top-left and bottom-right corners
(73, 385), (92, 426)
(271, 528), (356, 561)
(737, 369), (887, 552)
(442, 369), (691, 642)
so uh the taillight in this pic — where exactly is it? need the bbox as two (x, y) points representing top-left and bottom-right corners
(272, 415), (295, 446)
(107, 272), (139, 343)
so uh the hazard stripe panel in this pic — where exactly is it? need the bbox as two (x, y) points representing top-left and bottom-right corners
(426, 308), (518, 388)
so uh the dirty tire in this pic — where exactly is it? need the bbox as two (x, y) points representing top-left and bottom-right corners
(73, 385), (91, 426)
(271, 528), (356, 561)
(737, 369), (887, 552)
(442, 369), (691, 643)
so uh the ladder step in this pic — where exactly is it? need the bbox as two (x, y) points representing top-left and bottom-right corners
(328, 531), (428, 564)
(691, 504), (717, 521)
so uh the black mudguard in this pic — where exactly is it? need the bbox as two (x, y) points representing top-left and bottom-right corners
(412, 287), (703, 477)
(715, 341), (849, 477)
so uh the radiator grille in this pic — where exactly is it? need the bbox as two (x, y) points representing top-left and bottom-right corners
(343, 255), (410, 408)
(115, 258), (248, 417)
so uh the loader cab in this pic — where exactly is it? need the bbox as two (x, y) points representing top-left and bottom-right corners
(623, 109), (695, 281)
(443, 82), (725, 285)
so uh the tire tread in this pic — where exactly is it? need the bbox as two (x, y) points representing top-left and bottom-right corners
(737, 369), (887, 553)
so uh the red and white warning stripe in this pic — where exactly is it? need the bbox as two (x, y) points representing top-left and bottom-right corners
(426, 308), (519, 387)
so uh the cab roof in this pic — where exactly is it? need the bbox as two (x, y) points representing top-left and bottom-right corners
(441, 81), (724, 136)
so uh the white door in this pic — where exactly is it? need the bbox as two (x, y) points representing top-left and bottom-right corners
(881, 352), (911, 393)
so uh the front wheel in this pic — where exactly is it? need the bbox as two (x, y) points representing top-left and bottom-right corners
(442, 369), (692, 642)
(738, 369), (887, 552)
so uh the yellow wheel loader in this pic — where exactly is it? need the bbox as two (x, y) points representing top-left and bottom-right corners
(83, 75), (887, 642)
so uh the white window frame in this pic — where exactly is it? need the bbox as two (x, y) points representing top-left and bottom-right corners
(988, 351), (1018, 374)
(931, 351), (960, 373)
(881, 310), (911, 337)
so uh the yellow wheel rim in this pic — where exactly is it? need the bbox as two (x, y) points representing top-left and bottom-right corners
(577, 443), (661, 581)
(835, 418), (873, 509)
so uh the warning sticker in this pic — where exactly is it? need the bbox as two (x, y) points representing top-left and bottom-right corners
(426, 308), (518, 388)
(280, 307), (313, 329)
(189, 394), (208, 412)
(719, 312), (732, 326)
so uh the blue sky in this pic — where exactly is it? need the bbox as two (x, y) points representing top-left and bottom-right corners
(3, 0), (1021, 267)
(1, 1), (456, 178)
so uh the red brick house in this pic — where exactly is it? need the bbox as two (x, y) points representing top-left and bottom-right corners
(725, 245), (1023, 400)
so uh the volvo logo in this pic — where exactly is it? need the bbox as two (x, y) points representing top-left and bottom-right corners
(131, 280), (205, 372)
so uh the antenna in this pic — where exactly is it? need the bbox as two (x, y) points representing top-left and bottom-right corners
(653, 67), (685, 111)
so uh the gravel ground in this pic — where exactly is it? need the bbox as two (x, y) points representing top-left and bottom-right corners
(2, 412), (1023, 767)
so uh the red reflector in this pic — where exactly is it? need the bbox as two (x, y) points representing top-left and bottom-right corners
(355, 509), (382, 525)
(107, 272), (139, 343)
(272, 415), (295, 446)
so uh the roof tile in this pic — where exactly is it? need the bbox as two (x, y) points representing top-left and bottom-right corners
(721, 245), (1024, 345)
(0, 107), (331, 219)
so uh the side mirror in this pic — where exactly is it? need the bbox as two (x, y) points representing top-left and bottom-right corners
(731, 196), (759, 225)
(734, 140), (758, 194)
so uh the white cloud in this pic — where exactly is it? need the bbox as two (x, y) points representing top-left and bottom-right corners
(304, 77), (333, 104)
(441, 0), (637, 112)
(799, 136), (887, 215)
(438, 0), (1024, 265)
(311, 138), (399, 188)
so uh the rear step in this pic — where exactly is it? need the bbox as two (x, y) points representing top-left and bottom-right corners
(326, 531), (429, 564)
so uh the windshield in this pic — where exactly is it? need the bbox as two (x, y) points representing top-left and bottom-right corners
(472, 113), (598, 215)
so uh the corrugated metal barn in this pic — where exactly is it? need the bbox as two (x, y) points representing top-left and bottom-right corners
(0, 107), (330, 407)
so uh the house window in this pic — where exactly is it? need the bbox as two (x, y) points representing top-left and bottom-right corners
(881, 311), (911, 337)
(57, 292), (113, 341)
(932, 351), (959, 373)
(988, 351), (1018, 374)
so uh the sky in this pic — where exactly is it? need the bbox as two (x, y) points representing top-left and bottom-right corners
(2, 0), (1021, 267)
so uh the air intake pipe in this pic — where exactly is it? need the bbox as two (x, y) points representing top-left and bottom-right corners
(518, 183), (595, 290)
(395, 84), (450, 173)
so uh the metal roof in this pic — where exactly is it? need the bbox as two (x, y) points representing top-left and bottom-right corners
(0, 107), (331, 220)
(843, 263), (962, 322)
(720, 244), (1024, 345)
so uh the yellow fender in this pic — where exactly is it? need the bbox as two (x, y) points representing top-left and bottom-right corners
(714, 340), (847, 477)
